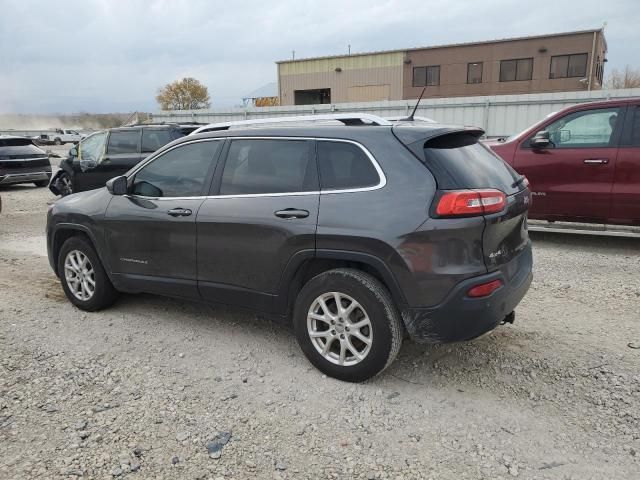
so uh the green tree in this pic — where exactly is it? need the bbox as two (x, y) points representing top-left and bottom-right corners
(156, 77), (211, 110)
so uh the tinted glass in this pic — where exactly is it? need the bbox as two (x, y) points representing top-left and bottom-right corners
(317, 141), (379, 190)
(426, 66), (440, 86)
(550, 55), (569, 78)
(500, 60), (517, 82)
(467, 63), (482, 84)
(413, 66), (439, 87)
(107, 130), (139, 154)
(141, 129), (177, 153)
(0, 138), (45, 157)
(541, 107), (621, 148)
(623, 106), (640, 146)
(413, 67), (426, 87)
(515, 58), (533, 81)
(132, 140), (221, 197)
(220, 139), (315, 195)
(568, 53), (588, 77)
(423, 135), (520, 194)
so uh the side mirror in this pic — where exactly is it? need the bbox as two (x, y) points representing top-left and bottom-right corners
(106, 175), (128, 196)
(531, 131), (551, 149)
(69, 146), (78, 157)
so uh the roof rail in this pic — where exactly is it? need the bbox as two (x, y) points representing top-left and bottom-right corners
(189, 113), (392, 135)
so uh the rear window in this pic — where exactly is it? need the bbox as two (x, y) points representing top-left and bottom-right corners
(0, 138), (46, 157)
(317, 141), (380, 190)
(423, 133), (520, 194)
(107, 130), (140, 154)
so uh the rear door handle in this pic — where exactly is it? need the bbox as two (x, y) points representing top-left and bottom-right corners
(167, 208), (192, 217)
(274, 208), (309, 219)
(583, 158), (609, 165)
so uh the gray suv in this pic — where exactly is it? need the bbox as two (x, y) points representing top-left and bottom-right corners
(46, 115), (533, 382)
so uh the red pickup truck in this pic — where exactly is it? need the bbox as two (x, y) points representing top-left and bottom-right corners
(488, 98), (640, 227)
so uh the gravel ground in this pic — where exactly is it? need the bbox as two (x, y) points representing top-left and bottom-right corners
(0, 185), (639, 480)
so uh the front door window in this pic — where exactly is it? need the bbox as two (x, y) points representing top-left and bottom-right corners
(78, 131), (107, 171)
(539, 107), (622, 148)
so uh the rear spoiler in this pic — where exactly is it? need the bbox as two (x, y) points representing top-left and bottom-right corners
(392, 125), (484, 159)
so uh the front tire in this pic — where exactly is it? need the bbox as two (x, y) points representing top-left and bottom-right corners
(58, 236), (118, 311)
(293, 269), (402, 382)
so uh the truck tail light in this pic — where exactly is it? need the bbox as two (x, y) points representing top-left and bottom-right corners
(435, 189), (506, 217)
(467, 279), (503, 298)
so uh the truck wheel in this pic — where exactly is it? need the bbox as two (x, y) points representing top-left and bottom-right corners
(293, 268), (403, 382)
(54, 138), (62, 145)
(58, 236), (119, 311)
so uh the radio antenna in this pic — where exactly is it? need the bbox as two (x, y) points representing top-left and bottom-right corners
(404, 87), (426, 121)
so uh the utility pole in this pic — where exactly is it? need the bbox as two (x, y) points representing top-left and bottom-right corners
(348, 44), (351, 55)
(292, 50), (295, 60)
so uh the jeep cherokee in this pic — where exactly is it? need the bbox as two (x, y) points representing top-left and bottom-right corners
(46, 115), (533, 382)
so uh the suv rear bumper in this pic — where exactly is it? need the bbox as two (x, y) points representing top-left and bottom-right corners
(402, 244), (532, 343)
(0, 171), (51, 185)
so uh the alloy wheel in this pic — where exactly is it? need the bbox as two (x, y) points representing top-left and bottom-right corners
(307, 292), (373, 366)
(64, 250), (96, 301)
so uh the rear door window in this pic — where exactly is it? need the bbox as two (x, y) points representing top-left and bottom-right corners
(317, 141), (380, 190)
(141, 129), (178, 153)
(621, 106), (640, 146)
(219, 139), (316, 195)
(107, 130), (140, 154)
(132, 140), (222, 197)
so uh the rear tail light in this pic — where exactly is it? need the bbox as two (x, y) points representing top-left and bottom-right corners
(435, 189), (506, 217)
(467, 279), (503, 298)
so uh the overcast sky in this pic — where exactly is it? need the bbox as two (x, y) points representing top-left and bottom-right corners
(0, 0), (636, 114)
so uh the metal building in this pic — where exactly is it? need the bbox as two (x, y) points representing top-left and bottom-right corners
(277, 29), (607, 105)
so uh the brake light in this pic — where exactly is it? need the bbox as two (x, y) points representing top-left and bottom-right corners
(435, 189), (506, 217)
(467, 279), (503, 298)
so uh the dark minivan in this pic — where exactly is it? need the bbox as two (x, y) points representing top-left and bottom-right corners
(49, 125), (185, 196)
(47, 115), (532, 381)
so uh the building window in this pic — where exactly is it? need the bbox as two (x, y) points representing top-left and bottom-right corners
(550, 53), (588, 79)
(467, 62), (483, 84)
(413, 65), (440, 86)
(500, 58), (533, 82)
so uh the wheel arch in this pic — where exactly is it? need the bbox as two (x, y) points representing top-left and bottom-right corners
(278, 249), (407, 317)
(51, 224), (106, 278)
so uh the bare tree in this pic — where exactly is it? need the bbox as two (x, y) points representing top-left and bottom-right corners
(156, 77), (211, 110)
(605, 66), (640, 89)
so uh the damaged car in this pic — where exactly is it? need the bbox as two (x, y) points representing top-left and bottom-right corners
(49, 125), (186, 196)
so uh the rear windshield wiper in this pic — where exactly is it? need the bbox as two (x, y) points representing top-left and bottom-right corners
(512, 175), (527, 189)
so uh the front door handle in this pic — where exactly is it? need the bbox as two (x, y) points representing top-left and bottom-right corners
(274, 208), (309, 219)
(167, 208), (192, 217)
(583, 158), (609, 165)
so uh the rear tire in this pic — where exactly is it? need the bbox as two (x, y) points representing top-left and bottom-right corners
(34, 180), (49, 187)
(58, 236), (118, 311)
(293, 268), (402, 382)
(54, 138), (62, 145)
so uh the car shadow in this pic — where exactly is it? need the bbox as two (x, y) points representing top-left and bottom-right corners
(106, 291), (540, 390)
